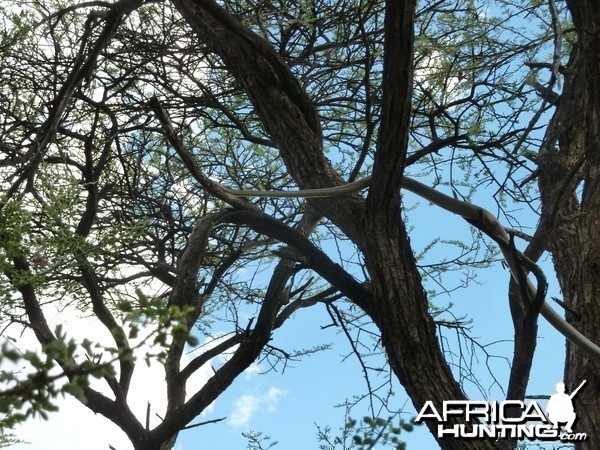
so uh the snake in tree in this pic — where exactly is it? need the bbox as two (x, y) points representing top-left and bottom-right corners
(224, 175), (600, 362)
(149, 95), (600, 361)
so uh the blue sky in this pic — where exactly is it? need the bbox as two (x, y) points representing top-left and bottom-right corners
(7, 180), (569, 450)
(4, 1), (576, 448)
(172, 185), (568, 450)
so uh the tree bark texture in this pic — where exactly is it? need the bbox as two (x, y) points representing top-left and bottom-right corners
(169, 0), (500, 448)
(538, 2), (600, 447)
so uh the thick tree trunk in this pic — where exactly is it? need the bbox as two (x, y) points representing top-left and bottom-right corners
(168, 1), (503, 448)
(538, 2), (600, 447)
(361, 215), (499, 450)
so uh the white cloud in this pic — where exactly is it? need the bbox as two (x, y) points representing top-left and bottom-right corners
(228, 387), (286, 429)
(3, 307), (219, 449)
(6, 310), (138, 450)
(264, 387), (284, 412)
(243, 362), (262, 380)
(414, 49), (464, 104)
(228, 394), (260, 428)
(11, 395), (132, 450)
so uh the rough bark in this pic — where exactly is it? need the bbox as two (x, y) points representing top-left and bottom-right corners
(361, 1), (496, 448)
(169, 0), (499, 448)
(537, 2), (600, 447)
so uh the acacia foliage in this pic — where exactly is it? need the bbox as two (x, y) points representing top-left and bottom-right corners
(0, 0), (591, 449)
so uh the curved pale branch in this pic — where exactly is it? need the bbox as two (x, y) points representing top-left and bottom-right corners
(226, 176), (600, 362)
